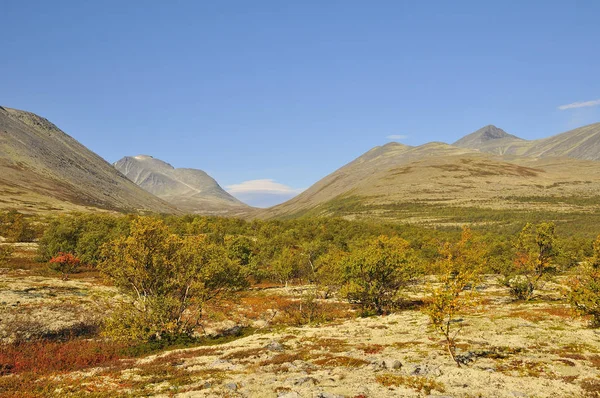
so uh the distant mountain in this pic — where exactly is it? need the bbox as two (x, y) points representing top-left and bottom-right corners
(454, 123), (600, 160)
(261, 128), (600, 220)
(0, 106), (179, 214)
(523, 123), (600, 160)
(453, 125), (529, 155)
(114, 155), (251, 215)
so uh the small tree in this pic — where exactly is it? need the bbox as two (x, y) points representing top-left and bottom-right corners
(270, 247), (304, 287)
(99, 217), (247, 341)
(424, 227), (483, 367)
(0, 210), (36, 242)
(507, 222), (558, 300)
(48, 252), (81, 280)
(314, 246), (346, 299)
(0, 245), (13, 266)
(567, 235), (600, 327)
(339, 235), (417, 315)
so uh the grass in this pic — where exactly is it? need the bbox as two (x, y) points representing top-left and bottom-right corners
(294, 194), (600, 238)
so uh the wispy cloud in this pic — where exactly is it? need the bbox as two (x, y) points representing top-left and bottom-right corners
(226, 179), (304, 208)
(558, 99), (600, 110)
(386, 134), (408, 140)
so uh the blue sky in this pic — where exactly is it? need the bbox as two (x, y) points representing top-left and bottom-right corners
(2, 1), (599, 207)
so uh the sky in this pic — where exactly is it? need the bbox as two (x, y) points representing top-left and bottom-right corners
(2, 1), (600, 207)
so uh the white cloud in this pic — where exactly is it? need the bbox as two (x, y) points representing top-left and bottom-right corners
(226, 179), (305, 208)
(386, 134), (408, 140)
(226, 179), (303, 195)
(558, 99), (600, 110)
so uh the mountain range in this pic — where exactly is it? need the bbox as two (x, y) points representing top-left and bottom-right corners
(453, 123), (600, 160)
(114, 155), (250, 215)
(261, 123), (600, 220)
(1, 105), (600, 220)
(0, 106), (178, 214)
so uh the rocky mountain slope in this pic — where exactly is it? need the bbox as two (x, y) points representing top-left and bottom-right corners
(114, 155), (251, 215)
(0, 106), (179, 214)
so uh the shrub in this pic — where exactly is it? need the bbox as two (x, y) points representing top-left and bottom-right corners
(280, 289), (325, 325)
(0, 209), (36, 242)
(339, 235), (418, 315)
(48, 252), (81, 280)
(0, 244), (13, 266)
(567, 235), (600, 327)
(506, 222), (558, 300)
(424, 227), (483, 367)
(37, 213), (130, 265)
(0, 338), (125, 376)
(99, 217), (248, 341)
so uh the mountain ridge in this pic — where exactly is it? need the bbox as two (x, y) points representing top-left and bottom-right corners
(453, 122), (600, 159)
(114, 155), (251, 215)
(260, 122), (600, 221)
(0, 107), (179, 214)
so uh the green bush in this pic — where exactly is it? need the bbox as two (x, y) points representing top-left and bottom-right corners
(0, 210), (36, 242)
(567, 235), (600, 327)
(505, 223), (559, 300)
(99, 217), (248, 341)
(338, 235), (418, 315)
(37, 214), (130, 265)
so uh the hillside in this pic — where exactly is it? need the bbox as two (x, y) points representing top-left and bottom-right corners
(0, 106), (179, 214)
(114, 155), (251, 215)
(261, 139), (600, 223)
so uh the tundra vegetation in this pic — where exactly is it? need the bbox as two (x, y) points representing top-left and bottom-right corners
(1, 210), (600, 396)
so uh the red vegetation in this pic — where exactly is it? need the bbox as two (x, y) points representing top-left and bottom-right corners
(0, 339), (125, 376)
(48, 252), (81, 280)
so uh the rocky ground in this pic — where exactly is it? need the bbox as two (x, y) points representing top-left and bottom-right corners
(1, 245), (599, 397)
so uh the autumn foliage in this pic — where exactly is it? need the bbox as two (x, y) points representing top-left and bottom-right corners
(48, 252), (81, 280)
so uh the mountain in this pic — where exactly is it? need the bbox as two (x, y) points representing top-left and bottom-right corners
(452, 125), (529, 155)
(0, 106), (179, 214)
(454, 122), (600, 160)
(261, 134), (600, 221)
(114, 155), (251, 215)
(522, 123), (600, 160)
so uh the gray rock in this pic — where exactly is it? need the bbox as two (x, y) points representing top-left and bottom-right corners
(409, 364), (442, 377)
(370, 359), (387, 371)
(225, 382), (238, 391)
(371, 358), (402, 370)
(294, 376), (318, 386)
(317, 393), (345, 398)
(266, 340), (285, 351)
(223, 325), (243, 336)
(510, 392), (527, 398)
(278, 393), (302, 398)
(384, 358), (402, 369)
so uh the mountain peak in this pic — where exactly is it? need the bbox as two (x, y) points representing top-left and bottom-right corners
(453, 125), (524, 149)
(476, 125), (512, 141)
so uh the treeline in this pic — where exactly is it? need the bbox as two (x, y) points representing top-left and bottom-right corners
(29, 212), (594, 280)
